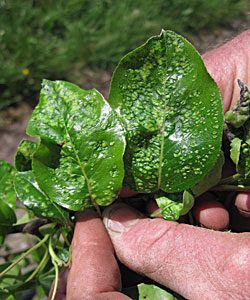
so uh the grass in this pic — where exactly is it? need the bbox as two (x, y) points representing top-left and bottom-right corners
(0, 0), (249, 108)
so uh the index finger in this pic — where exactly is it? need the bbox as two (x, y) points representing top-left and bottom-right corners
(67, 210), (129, 299)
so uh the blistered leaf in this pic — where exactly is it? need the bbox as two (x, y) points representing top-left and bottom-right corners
(0, 160), (16, 209)
(156, 190), (194, 221)
(15, 140), (38, 172)
(138, 283), (177, 300)
(27, 80), (125, 210)
(109, 30), (223, 193)
(14, 171), (69, 222)
(192, 151), (224, 196)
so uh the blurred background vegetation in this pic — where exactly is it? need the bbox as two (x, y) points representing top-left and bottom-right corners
(0, 0), (249, 109)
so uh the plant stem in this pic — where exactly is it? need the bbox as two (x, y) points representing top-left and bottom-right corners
(217, 174), (241, 185)
(61, 231), (71, 247)
(49, 238), (59, 300)
(50, 260), (59, 300)
(212, 184), (250, 192)
(0, 234), (49, 278)
(25, 247), (49, 282)
(9, 218), (49, 235)
(93, 201), (102, 217)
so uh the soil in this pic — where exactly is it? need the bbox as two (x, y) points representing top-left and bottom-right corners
(0, 23), (249, 164)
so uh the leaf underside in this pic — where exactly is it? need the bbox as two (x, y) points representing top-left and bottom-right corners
(109, 30), (223, 193)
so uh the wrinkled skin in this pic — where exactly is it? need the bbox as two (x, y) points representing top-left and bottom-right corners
(50, 30), (250, 300)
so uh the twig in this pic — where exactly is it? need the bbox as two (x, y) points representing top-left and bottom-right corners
(9, 218), (49, 235)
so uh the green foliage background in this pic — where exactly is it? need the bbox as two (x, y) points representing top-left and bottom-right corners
(0, 0), (249, 108)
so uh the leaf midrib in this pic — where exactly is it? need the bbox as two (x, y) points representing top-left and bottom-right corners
(54, 84), (96, 207)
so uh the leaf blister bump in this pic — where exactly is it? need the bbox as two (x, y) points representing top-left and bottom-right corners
(109, 30), (223, 193)
(27, 80), (126, 210)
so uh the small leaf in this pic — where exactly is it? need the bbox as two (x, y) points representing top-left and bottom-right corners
(14, 171), (69, 222)
(15, 140), (38, 172)
(224, 81), (250, 178)
(224, 80), (250, 128)
(0, 199), (16, 234)
(156, 190), (194, 221)
(181, 190), (195, 215)
(0, 161), (16, 235)
(109, 30), (223, 193)
(238, 142), (250, 177)
(27, 80), (125, 210)
(0, 160), (16, 209)
(192, 151), (225, 196)
(230, 138), (241, 165)
(138, 283), (177, 300)
(0, 263), (20, 288)
(39, 223), (56, 236)
(0, 234), (5, 245)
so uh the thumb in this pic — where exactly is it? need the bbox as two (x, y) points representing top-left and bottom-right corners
(103, 203), (250, 300)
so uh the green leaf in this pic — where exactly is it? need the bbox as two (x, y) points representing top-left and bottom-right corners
(0, 161), (17, 235)
(39, 223), (56, 236)
(138, 283), (177, 300)
(14, 171), (69, 222)
(224, 81), (250, 178)
(230, 138), (241, 165)
(109, 30), (223, 193)
(0, 234), (5, 245)
(15, 140), (38, 172)
(156, 190), (194, 221)
(38, 268), (55, 293)
(224, 80), (250, 128)
(0, 161), (16, 209)
(192, 151), (225, 196)
(0, 199), (17, 234)
(0, 263), (20, 288)
(27, 80), (125, 210)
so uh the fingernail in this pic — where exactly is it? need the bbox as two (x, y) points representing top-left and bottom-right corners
(103, 203), (142, 234)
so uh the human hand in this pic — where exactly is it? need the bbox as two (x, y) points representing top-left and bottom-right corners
(50, 30), (250, 299)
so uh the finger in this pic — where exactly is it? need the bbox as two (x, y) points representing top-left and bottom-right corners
(146, 199), (161, 216)
(67, 210), (129, 299)
(119, 187), (138, 198)
(202, 30), (250, 111)
(49, 268), (68, 300)
(103, 203), (250, 300)
(192, 192), (229, 230)
(235, 193), (250, 217)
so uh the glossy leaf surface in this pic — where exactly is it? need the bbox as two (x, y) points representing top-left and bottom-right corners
(27, 80), (125, 210)
(138, 283), (177, 300)
(192, 152), (224, 196)
(156, 190), (194, 221)
(15, 140), (38, 172)
(0, 199), (16, 234)
(14, 171), (69, 222)
(0, 160), (16, 209)
(109, 30), (223, 193)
